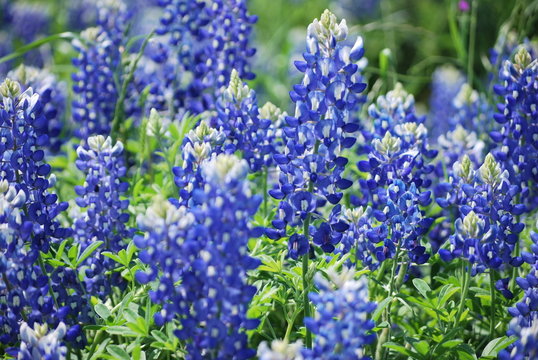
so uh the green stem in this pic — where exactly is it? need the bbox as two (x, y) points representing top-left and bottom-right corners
(455, 261), (472, 328)
(38, 253), (60, 310)
(467, 0), (478, 87)
(376, 243), (402, 360)
(489, 270), (496, 339)
(111, 31), (154, 143)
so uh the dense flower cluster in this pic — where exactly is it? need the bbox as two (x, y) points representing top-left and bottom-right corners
(71, 1), (130, 139)
(359, 84), (437, 195)
(17, 322), (67, 360)
(349, 84), (435, 267)
(137, 153), (261, 359)
(0, 79), (70, 343)
(214, 69), (283, 172)
(173, 118), (226, 206)
(72, 135), (132, 297)
(491, 47), (538, 211)
(499, 232), (538, 359)
(303, 266), (376, 359)
(268, 9), (367, 256)
(436, 154), (525, 273)
(429, 65), (466, 139)
(8, 65), (67, 153)
(153, 0), (257, 115)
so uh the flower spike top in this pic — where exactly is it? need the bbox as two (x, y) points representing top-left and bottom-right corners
(17, 322), (67, 360)
(268, 10), (367, 257)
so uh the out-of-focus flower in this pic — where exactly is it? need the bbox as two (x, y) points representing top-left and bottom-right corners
(17, 322), (67, 360)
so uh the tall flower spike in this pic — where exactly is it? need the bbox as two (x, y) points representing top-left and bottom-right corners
(303, 266), (376, 359)
(428, 65), (466, 139)
(8, 65), (67, 153)
(214, 70), (282, 172)
(71, 0), (130, 139)
(436, 153), (525, 273)
(155, 0), (257, 115)
(491, 46), (538, 211)
(137, 153), (261, 358)
(0, 80), (70, 344)
(269, 10), (367, 255)
(72, 135), (132, 298)
(17, 322), (67, 360)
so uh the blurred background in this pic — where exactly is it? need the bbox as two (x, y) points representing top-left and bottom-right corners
(0, 0), (537, 113)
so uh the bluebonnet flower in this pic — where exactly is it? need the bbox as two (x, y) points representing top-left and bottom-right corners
(499, 232), (538, 359)
(17, 322), (67, 360)
(428, 65), (466, 139)
(437, 125), (485, 169)
(8, 65), (67, 153)
(214, 70), (283, 172)
(436, 154), (525, 273)
(257, 340), (304, 360)
(172, 118), (226, 205)
(71, 27), (121, 139)
(269, 10), (367, 255)
(71, 0), (131, 139)
(72, 135), (132, 297)
(491, 47), (538, 211)
(451, 84), (493, 135)
(137, 154), (261, 359)
(359, 84), (438, 197)
(155, 0), (257, 115)
(0, 79), (70, 343)
(10, 2), (50, 43)
(303, 266), (376, 359)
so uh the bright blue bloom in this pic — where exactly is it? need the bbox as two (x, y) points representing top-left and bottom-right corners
(0, 80), (70, 344)
(428, 65), (465, 139)
(500, 233), (538, 359)
(303, 266), (376, 359)
(136, 153), (261, 359)
(214, 70), (284, 172)
(8, 65), (67, 153)
(436, 154), (525, 273)
(155, 0), (257, 115)
(71, 1), (130, 139)
(491, 47), (538, 211)
(359, 84), (438, 199)
(17, 322), (67, 360)
(72, 135), (132, 298)
(10, 2), (50, 43)
(269, 10), (367, 256)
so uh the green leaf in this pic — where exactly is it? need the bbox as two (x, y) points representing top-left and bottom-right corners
(76, 241), (103, 267)
(105, 326), (138, 337)
(372, 296), (393, 322)
(456, 344), (478, 360)
(55, 239), (69, 261)
(383, 342), (417, 358)
(123, 308), (139, 324)
(94, 304), (111, 321)
(107, 345), (130, 360)
(412, 340), (429, 356)
(151, 330), (168, 343)
(0, 32), (82, 64)
(481, 336), (517, 357)
(413, 278), (431, 299)
(102, 252), (123, 265)
(441, 339), (463, 349)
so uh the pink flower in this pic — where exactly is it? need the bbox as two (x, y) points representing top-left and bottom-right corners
(458, 0), (470, 12)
